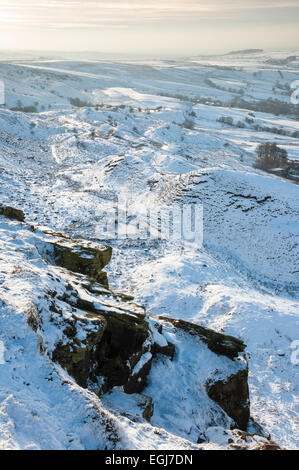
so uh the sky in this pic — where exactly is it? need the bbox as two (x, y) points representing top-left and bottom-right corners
(0, 0), (298, 57)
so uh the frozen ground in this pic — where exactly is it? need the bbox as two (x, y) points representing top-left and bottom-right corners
(0, 50), (298, 449)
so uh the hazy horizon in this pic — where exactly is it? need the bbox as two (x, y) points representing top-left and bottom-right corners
(0, 1), (298, 57)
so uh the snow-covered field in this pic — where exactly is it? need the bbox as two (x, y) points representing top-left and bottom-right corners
(0, 50), (298, 450)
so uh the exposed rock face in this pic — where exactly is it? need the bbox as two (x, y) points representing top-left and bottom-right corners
(0, 205), (25, 222)
(95, 310), (151, 392)
(159, 316), (250, 430)
(0, 211), (111, 288)
(159, 317), (246, 359)
(52, 313), (107, 387)
(33, 227), (112, 288)
(139, 395), (154, 422)
(152, 341), (175, 361)
(53, 298), (250, 435)
(53, 238), (112, 287)
(206, 369), (250, 431)
(52, 296), (153, 392)
(124, 351), (153, 394)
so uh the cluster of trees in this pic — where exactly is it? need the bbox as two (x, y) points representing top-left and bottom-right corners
(11, 100), (37, 113)
(218, 114), (298, 137)
(159, 91), (299, 118)
(183, 119), (195, 130)
(254, 143), (288, 170)
(254, 143), (299, 182)
(217, 116), (233, 125)
(217, 115), (245, 128)
(230, 97), (299, 118)
(204, 78), (244, 96)
(69, 97), (92, 107)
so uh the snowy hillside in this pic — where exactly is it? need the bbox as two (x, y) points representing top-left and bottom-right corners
(0, 50), (298, 450)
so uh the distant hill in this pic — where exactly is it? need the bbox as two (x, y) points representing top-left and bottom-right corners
(228, 49), (264, 55)
(265, 56), (297, 65)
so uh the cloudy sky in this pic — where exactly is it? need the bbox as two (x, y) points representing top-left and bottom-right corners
(0, 0), (298, 56)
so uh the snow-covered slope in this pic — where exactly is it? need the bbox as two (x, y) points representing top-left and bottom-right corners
(0, 50), (298, 450)
(0, 215), (255, 450)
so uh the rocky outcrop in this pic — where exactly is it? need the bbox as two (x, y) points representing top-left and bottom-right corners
(152, 341), (175, 360)
(52, 313), (107, 387)
(51, 286), (153, 392)
(51, 286), (251, 430)
(159, 317), (246, 359)
(49, 268), (155, 393)
(53, 311), (152, 394)
(124, 351), (153, 394)
(139, 395), (154, 422)
(159, 316), (250, 430)
(95, 310), (151, 393)
(206, 369), (250, 431)
(0, 207), (111, 287)
(4, 209), (252, 434)
(0, 205), (25, 222)
(52, 238), (112, 287)
(52, 295), (250, 434)
(34, 227), (112, 288)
